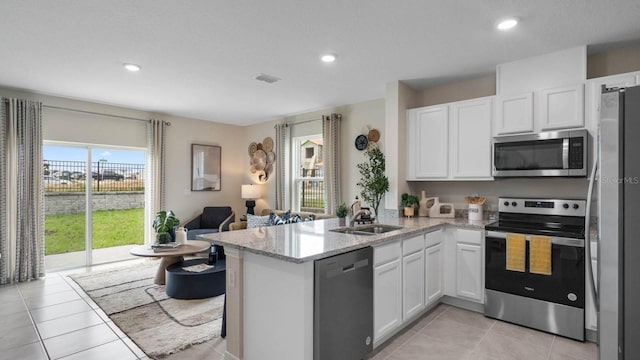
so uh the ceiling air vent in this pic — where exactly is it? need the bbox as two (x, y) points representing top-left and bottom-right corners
(255, 73), (281, 84)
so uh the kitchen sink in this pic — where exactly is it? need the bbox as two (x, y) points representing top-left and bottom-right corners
(330, 224), (404, 236)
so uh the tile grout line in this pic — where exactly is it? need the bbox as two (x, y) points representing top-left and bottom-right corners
(16, 279), (53, 359)
(546, 336), (556, 360)
(383, 305), (451, 359)
(467, 318), (496, 357)
(63, 273), (145, 359)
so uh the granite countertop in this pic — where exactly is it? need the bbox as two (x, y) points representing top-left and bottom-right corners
(198, 216), (494, 264)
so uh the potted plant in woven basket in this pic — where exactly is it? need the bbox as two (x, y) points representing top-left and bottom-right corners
(401, 193), (420, 218)
(153, 210), (180, 244)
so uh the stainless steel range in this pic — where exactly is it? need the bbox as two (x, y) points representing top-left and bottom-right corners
(484, 197), (586, 341)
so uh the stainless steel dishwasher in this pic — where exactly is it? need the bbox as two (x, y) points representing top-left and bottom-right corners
(313, 246), (373, 360)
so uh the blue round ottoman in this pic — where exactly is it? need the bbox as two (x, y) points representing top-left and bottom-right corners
(165, 258), (226, 299)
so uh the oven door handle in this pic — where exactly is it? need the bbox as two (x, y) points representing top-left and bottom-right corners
(485, 231), (584, 247)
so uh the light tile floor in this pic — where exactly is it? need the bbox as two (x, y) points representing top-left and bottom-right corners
(1, 264), (597, 360)
(368, 304), (597, 360)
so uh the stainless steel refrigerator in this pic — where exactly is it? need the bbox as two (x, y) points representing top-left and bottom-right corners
(596, 84), (640, 359)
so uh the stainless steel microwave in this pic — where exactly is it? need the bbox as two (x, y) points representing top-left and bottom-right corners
(493, 129), (588, 177)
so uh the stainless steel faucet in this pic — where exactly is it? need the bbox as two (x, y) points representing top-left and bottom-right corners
(347, 199), (368, 227)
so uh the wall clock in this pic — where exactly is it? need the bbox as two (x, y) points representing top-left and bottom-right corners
(355, 134), (368, 150)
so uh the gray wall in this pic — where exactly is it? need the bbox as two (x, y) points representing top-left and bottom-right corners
(45, 192), (144, 215)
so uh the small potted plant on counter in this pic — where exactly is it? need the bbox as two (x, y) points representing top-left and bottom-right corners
(401, 193), (420, 218)
(336, 203), (348, 226)
(153, 210), (180, 244)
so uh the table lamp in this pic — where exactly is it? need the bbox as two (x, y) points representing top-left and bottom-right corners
(241, 184), (261, 215)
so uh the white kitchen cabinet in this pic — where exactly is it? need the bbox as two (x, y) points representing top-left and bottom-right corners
(455, 228), (484, 303)
(456, 243), (483, 302)
(540, 84), (585, 130)
(495, 83), (587, 136)
(373, 242), (402, 343)
(425, 242), (443, 305)
(407, 97), (493, 180)
(406, 106), (448, 179)
(495, 92), (534, 135)
(450, 98), (493, 178)
(402, 250), (425, 320)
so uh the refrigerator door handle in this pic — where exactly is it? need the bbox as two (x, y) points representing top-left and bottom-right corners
(585, 149), (599, 311)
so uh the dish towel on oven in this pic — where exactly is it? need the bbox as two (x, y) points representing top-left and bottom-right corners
(530, 235), (552, 275)
(506, 233), (526, 272)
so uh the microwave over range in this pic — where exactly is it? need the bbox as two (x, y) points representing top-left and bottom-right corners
(493, 129), (588, 177)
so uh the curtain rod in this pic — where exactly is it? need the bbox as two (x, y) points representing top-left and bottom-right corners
(274, 117), (322, 128)
(43, 104), (171, 125)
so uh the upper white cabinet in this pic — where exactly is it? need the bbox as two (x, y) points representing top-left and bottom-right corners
(540, 84), (585, 130)
(494, 84), (585, 136)
(406, 106), (449, 179)
(495, 46), (587, 136)
(407, 97), (493, 181)
(495, 92), (534, 135)
(450, 98), (493, 178)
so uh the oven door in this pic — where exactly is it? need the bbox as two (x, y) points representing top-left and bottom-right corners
(485, 231), (585, 308)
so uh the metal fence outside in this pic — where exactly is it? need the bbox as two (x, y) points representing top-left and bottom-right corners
(298, 166), (324, 213)
(44, 160), (145, 192)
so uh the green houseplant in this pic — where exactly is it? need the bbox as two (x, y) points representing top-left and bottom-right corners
(153, 210), (180, 244)
(335, 202), (348, 226)
(401, 193), (419, 218)
(356, 147), (390, 218)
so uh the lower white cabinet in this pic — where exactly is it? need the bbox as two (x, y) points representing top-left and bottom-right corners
(453, 228), (484, 303)
(455, 242), (483, 302)
(402, 250), (425, 319)
(373, 243), (402, 343)
(425, 230), (444, 305)
(425, 243), (443, 305)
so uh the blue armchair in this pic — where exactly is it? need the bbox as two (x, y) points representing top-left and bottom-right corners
(183, 206), (235, 258)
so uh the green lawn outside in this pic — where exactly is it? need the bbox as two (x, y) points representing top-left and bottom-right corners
(45, 208), (144, 255)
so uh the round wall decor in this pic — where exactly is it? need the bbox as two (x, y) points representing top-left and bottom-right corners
(355, 134), (368, 151)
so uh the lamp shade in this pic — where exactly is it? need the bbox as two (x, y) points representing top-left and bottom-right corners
(241, 184), (261, 199)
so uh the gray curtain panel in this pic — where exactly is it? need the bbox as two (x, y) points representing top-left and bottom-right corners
(145, 119), (167, 245)
(1, 98), (44, 284)
(323, 113), (342, 215)
(274, 123), (290, 210)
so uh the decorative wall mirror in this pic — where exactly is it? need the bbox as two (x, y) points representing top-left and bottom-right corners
(191, 144), (221, 191)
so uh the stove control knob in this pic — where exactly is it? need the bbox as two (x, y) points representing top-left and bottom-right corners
(563, 203), (569, 209)
(511, 201), (517, 207)
(573, 204), (579, 209)
(504, 201), (510, 206)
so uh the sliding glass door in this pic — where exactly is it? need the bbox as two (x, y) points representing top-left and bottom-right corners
(44, 143), (146, 270)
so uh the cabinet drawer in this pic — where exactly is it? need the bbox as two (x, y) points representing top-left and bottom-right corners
(425, 229), (443, 248)
(402, 235), (425, 256)
(456, 228), (482, 245)
(374, 241), (401, 267)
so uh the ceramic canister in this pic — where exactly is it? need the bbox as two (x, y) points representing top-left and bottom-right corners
(468, 204), (483, 221)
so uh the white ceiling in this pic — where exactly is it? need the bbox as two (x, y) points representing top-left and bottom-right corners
(1, 1), (640, 126)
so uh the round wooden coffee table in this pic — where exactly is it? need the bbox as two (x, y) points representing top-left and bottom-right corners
(129, 240), (211, 285)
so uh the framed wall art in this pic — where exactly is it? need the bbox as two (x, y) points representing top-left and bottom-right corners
(191, 144), (221, 191)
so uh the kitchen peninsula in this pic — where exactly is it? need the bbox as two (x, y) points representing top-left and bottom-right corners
(201, 216), (491, 360)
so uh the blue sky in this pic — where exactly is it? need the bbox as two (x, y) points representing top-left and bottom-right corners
(44, 146), (145, 164)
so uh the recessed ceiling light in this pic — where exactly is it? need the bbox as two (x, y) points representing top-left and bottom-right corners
(123, 63), (141, 72)
(497, 17), (519, 31)
(320, 54), (337, 63)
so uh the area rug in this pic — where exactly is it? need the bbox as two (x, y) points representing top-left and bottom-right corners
(68, 260), (224, 359)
